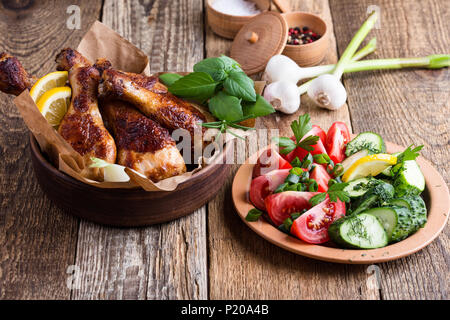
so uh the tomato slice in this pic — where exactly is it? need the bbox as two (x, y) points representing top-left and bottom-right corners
(264, 191), (318, 226)
(290, 197), (346, 244)
(252, 148), (292, 178)
(310, 165), (331, 192)
(312, 125), (327, 145)
(325, 122), (351, 164)
(250, 169), (291, 210)
(294, 126), (329, 161)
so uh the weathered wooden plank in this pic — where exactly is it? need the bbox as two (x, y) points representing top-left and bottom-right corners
(0, 0), (102, 299)
(329, 0), (449, 299)
(206, 0), (379, 299)
(71, 0), (207, 300)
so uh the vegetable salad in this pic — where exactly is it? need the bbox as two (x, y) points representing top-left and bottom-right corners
(247, 114), (427, 249)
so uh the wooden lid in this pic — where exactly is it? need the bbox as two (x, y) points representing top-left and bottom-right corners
(230, 11), (288, 75)
(272, 0), (291, 13)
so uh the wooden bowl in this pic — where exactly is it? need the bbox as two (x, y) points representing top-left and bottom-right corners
(281, 12), (329, 66)
(29, 134), (232, 227)
(232, 141), (450, 264)
(206, 0), (270, 39)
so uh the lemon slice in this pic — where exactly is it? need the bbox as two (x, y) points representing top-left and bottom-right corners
(36, 87), (71, 127)
(30, 71), (68, 102)
(342, 154), (397, 182)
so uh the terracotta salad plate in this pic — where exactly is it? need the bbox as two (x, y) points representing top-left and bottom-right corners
(232, 139), (449, 264)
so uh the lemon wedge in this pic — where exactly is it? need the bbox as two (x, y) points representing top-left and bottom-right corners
(30, 71), (68, 102)
(36, 87), (71, 127)
(342, 154), (397, 182)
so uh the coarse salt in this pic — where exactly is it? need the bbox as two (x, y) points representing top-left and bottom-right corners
(211, 0), (261, 16)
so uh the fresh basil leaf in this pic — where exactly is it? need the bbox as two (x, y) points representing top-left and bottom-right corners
(208, 91), (243, 122)
(168, 72), (218, 102)
(193, 57), (228, 82)
(219, 55), (243, 72)
(159, 73), (183, 87)
(224, 70), (256, 102)
(242, 94), (275, 117)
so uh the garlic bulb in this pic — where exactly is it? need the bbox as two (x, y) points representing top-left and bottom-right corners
(263, 81), (301, 114)
(307, 74), (347, 110)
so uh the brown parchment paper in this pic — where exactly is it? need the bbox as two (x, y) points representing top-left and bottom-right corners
(13, 21), (265, 192)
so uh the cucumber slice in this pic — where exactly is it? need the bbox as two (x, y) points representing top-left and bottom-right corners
(393, 160), (425, 196)
(364, 207), (398, 240)
(345, 132), (386, 156)
(365, 206), (419, 242)
(390, 206), (420, 242)
(328, 213), (388, 249)
(388, 198), (412, 211)
(396, 195), (427, 228)
(351, 180), (395, 215)
(341, 149), (370, 173)
(343, 177), (373, 198)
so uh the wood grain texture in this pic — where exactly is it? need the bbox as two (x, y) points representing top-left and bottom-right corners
(71, 0), (208, 300)
(329, 0), (449, 299)
(206, 0), (380, 300)
(0, 0), (102, 299)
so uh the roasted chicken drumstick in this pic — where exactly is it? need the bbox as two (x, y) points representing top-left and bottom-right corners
(0, 52), (35, 95)
(55, 49), (117, 171)
(98, 69), (207, 145)
(101, 100), (186, 181)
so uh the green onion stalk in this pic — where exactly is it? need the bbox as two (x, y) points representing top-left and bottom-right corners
(298, 54), (450, 95)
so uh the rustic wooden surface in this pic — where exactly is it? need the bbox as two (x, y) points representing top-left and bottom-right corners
(0, 0), (448, 300)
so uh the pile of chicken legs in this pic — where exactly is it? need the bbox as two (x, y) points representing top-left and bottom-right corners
(0, 49), (208, 182)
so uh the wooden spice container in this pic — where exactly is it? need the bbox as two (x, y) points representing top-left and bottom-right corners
(206, 0), (271, 39)
(229, 11), (329, 74)
(281, 12), (329, 67)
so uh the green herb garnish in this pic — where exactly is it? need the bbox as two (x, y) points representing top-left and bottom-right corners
(245, 208), (263, 221)
(309, 182), (351, 206)
(396, 145), (423, 163)
(313, 153), (331, 164)
(159, 73), (183, 87)
(283, 217), (293, 231)
(272, 114), (320, 155)
(165, 55), (275, 139)
(290, 157), (302, 167)
(391, 144), (424, 176)
(168, 72), (218, 103)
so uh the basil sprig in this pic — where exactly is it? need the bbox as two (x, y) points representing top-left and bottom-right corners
(160, 55), (275, 138)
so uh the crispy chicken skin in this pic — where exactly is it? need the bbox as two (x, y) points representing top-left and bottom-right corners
(55, 48), (92, 70)
(101, 100), (186, 181)
(98, 69), (207, 142)
(58, 64), (117, 169)
(0, 52), (35, 95)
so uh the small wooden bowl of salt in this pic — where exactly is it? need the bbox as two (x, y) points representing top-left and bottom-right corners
(206, 0), (270, 39)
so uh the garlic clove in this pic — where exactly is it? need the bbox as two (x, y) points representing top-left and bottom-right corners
(263, 55), (302, 84)
(307, 74), (347, 110)
(263, 81), (300, 114)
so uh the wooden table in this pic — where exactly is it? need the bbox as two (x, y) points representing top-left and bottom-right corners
(0, 0), (448, 300)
